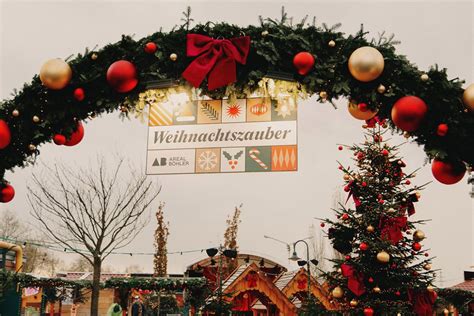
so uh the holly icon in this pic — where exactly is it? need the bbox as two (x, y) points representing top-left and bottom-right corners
(223, 150), (244, 170)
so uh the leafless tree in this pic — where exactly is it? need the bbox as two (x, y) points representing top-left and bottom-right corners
(0, 209), (29, 239)
(28, 157), (160, 316)
(68, 256), (92, 272)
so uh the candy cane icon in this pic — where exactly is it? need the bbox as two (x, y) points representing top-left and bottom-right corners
(249, 148), (269, 170)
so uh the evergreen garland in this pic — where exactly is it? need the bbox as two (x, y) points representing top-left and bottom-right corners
(0, 7), (472, 185)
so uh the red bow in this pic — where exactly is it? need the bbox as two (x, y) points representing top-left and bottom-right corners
(182, 34), (250, 90)
(341, 264), (366, 296)
(379, 216), (407, 245)
(408, 289), (437, 316)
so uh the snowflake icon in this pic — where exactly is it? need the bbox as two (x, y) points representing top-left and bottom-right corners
(198, 150), (218, 171)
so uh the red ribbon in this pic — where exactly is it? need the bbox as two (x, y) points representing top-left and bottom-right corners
(379, 216), (407, 245)
(408, 289), (437, 316)
(182, 34), (251, 90)
(341, 264), (366, 296)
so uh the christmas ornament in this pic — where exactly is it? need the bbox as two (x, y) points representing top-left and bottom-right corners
(106, 60), (138, 93)
(343, 174), (350, 180)
(338, 145), (343, 151)
(32, 116), (40, 123)
(463, 83), (474, 111)
(391, 96), (428, 132)
(413, 230), (425, 241)
(261, 30), (269, 36)
(350, 299), (358, 307)
(39, 58), (72, 90)
(144, 42), (157, 54)
(348, 46), (384, 82)
(90, 53), (98, 60)
(377, 84), (386, 93)
(0, 184), (15, 203)
(64, 122), (85, 146)
(368, 277), (374, 283)
(367, 225), (375, 233)
(53, 134), (66, 145)
(28, 144), (36, 151)
(332, 286), (344, 298)
(341, 213), (349, 220)
(348, 101), (378, 120)
(319, 91), (328, 100)
(423, 264), (432, 270)
(376, 251), (390, 263)
(437, 123), (448, 136)
(293, 52), (315, 75)
(0, 120), (11, 149)
(382, 149), (389, 156)
(359, 242), (369, 251)
(431, 158), (466, 185)
(373, 286), (381, 293)
(72, 88), (85, 101)
(320, 222), (325, 228)
(427, 285), (435, 292)
(363, 307), (374, 316)
(182, 34), (250, 90)
(412, 242), (422, 251)
(420, 73), (429, 81)
(12, 109), (19, 117)
(169, 53), (178, 61)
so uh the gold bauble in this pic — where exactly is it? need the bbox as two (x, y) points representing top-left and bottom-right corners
(348, 46), (384, 82)
(350, 299), (358, 307)
(463, 83), (474, 111)
(261, 30), (269, 37)
(413, 230), (425, 241)
(427, 285), (435, 292)
(347, 101), (378, 120)
(332, 286), (344, 298)
(443, 308), (449, 315)
(32, 115), (40, 123)
(420, 73), (429, 81)
(39, 58), (72, 90)
(367, 225), (375, 233)
(28, 144), (36, 151)
(416, 191), (421, 199)
(423, 264), (432, 271)
(343, 174), (351, 180)
(377, 84), (386, 94)
(12, 109), (20, 117)
(373, 286), (381, 293)
(328, 40), (336, 47)
(319, 91), (328, 100)
(376, 251), (390, 263)
(403, 131), (411, 139)
(91, 53), (98, 60)
(170, 53), (178, 61)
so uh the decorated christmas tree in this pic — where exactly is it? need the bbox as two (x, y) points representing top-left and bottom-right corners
(322, 124), (438, 316)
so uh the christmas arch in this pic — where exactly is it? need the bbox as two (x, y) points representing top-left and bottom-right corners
(1, 11), (473, 202)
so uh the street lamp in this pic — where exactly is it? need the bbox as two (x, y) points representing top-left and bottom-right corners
(289, 240), (318, 305)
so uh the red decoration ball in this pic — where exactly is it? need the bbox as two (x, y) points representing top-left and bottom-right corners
(437, 123), (448, 136)
(73, 88), (85, 101)
(293, 52), (315, 75)
(345, 255), (351, 261)
(412, 242), (422, 251)
(53, 134), (66, 145)
(362, 181), (367, 187)
(341, 213), (349, 220)
(144, 42), (157, 54)
(424, 252), (429, 257)
(106, 60), (138, 93)
(0, 184), (15, 203)
(357, 152), (364, 160)
(0, 119), (11, 149)
(431, 158), (466, 185)
(391, 96), (428, 132)
(382, 149), (389, 156)
(363, 307), (374, 316)
(405, 180), (411, 185)
(358, 103), (368, 112)
(344, 186), (350, 192)
(359, 242), (368, 251)
(65, 122), (85, 147)
(395, 291), (401, 296)
(368, 277), (374, 283)
(320, 222), (325, 228)
(338, 165), (343, 170)
(338, 145), (343, 151)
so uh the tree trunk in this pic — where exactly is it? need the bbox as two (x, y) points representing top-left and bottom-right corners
(90, 256), (102, 316)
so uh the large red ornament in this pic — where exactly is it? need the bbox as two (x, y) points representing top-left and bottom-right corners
(293, 52), (315, 75)
(106, 60), (138, 93)
(363, 307), (374, 316)
(412, 242), (422, 251)
(391, 96), (427, 132)
(359, 243), (369, 251)
(144, 42), (157, 54)
(0, 184), (15, 203)
(431, 159), (466, 185)
(64, 122), (84, 146)
(0, 120), (11, 149)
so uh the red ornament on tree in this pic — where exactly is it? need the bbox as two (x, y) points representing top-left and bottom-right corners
(341, 213), (349, 220)
(338, 145), (343, 151)
(64, 122), (85, 146)
(320, 222), (325, 228)
(0, 120), (11, 149)
(436, 123), (448, 136)
(412, 242), (422, 251)
(363, 307), (374, 316)
(106, 60), (138, 93)
(431, 158), (466, 185)
(53, 134), (66, 145)
(144, 42), (157, 54)
(382, 149), (389, 156)
(73, 88), (85, 101)
(0, 183), (15, 203)
(359, 242), (369, 251)
(391, 96), (428, 132)
(368, 277), (374, 283)
(293, 52), (315, 75)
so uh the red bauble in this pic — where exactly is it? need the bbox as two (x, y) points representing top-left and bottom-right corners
(391, 96), (428, 132)
(320, 222), (325, 228)
(53, 134), (67, 145)
(0, 184), (15, 203)
(431, 158), (466, 185)
(412, 242), (422, 251)
(363, 307), (374, 316)
(64, 122), (84, 146)
(106, 60), (138, 93)
(405, 180), (411, 185)
(382, 149), (389, 156)
(341, 213), (349, 220)
(362, 181), (367, 187)
(357, 152), (364, 160)
(345, 255), (351, 261)
(368, 277), (374, 283)
(395, 291), (401, 296)
(144, 42), (157, 54)
(437, 123), (448, 136)
(293, 52), (315, 75)
(338, 145), (343, 151)
(359, 242), (368, 251)
(73, 88), (85, 101)
(0, 119), (11, 149)
(358, 103), (368, 112)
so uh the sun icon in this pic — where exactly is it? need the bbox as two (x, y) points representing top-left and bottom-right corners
(226, 103), (241, 118)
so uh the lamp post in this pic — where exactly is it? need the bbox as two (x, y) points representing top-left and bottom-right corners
(289, 240), (318, 307)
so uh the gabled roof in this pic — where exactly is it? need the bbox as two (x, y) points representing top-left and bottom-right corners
(221, 264), (250, 292)
(451, 280), (474, 292)
(274, 270), (299, 291)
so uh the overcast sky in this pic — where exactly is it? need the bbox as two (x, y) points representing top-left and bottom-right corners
(0, 0), (472, 287)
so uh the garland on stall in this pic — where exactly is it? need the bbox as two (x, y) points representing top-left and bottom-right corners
(0, 8), (473, 201)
